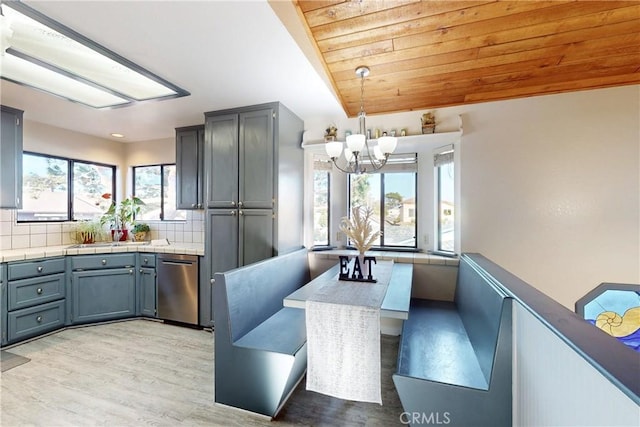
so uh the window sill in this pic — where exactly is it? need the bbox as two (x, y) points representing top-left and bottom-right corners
(310, 248), (460, 266)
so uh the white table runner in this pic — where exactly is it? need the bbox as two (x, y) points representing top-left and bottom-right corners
(305, 260), (393, 404)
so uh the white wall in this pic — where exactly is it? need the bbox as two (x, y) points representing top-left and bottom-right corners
(304, 85), (640, 310)
(460, 86), (640, 309)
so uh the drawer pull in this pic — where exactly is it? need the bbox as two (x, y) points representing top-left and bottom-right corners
(36, 315), (43, 323)
(36, 288), (43, 295)
(101, 259), (107, 265)
(144, 258), (148, 264)
(37, 266), (43, 273)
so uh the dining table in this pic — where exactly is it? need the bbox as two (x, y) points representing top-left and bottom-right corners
(283, 258), (413, 404)
(283, 259), (413, 335)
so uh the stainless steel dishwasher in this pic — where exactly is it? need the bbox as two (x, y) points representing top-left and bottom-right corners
(157, 253), (199, 325)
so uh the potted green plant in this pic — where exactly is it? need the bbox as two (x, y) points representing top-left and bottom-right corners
(99, 194), (145, 241)
(73, 220), (103, 244)
(132, 223), (150, 242)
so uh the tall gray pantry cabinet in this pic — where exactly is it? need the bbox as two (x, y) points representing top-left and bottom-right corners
(202, 102), (304, 327)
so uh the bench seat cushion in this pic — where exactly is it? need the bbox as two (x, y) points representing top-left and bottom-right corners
(234, 307), (306, 356)
(397, 299), (488, 390)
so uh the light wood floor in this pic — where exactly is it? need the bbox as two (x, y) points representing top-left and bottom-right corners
(0, 319), (405, 426)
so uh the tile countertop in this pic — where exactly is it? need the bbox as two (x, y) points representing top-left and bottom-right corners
(311, 249), (460, 266)
(0, 242), (205, 263)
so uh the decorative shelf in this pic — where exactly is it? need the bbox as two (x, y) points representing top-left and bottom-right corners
(302, 114), (464, 152)
(301, 129), (462, 151)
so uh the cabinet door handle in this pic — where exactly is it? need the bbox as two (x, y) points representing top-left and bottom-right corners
(143, 258), (148, 264)
(231, 201), (236, 206)
(36, 315), (43, 323)
(239, 210), (244, 216)
(129, 269), (134, 275)
(139, 269), (143, 273)
(101, 259), (107, 265)
(210, 278), (215, 284)
(37, 266), (43, 273)
(36, 288), (43, 295)
(191, 203), (196, 208)
(231, 211), (236, 216)
(238, 201), (243, 208)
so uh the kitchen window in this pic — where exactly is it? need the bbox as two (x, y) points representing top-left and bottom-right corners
(18, 152), (115, 222)
(133, 164), (185, 221)
(347, 154), (418, 249)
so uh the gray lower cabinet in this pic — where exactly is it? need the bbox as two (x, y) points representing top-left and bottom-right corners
(138, 254), (156, 317)
(0, 105), (23, 209)
(139, 267), (157, 317)
(71, 268), (136, 324)
(8, 300), (66, 343)
(70, 254), (136, 325)
(1, 264), (7, 345)
(198, 256), (212, 327)
(5, 257), (66, 344)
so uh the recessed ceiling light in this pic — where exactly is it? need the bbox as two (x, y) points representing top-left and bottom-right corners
(0, 2), (189, 108)
(111, 133), (125, 138)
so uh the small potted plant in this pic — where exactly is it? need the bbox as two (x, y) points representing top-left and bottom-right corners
(73, 220), (103, 244)
(100, 193), (146, 241)
(132, 223), (150, 242)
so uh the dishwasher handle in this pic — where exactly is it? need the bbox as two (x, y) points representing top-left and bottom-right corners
(160, 260), (196, 266)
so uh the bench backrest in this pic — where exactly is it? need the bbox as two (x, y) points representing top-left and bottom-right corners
(455, 257), (509, 385)
(216, 247), (310, 343)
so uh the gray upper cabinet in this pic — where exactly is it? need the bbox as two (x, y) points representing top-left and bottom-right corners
(205, 114), (239, 208)
(176, 125), (205, 209)
(1, 105), (24, 209)
(203, 102), (304, 282)
(238, 109), (274, 209)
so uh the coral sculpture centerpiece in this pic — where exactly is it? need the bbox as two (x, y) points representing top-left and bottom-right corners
(339, 206), (380, 282)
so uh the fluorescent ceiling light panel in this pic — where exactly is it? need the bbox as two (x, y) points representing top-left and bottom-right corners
(0, 2), (189, 108)
(1, 53), (130, 108)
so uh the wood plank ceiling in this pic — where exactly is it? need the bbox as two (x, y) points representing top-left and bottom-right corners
(294, 0), (640, 117)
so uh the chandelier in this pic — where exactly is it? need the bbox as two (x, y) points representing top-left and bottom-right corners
(325, 66), (397, 174)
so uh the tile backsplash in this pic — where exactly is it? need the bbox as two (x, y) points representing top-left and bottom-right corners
(0, 209), (205, 251)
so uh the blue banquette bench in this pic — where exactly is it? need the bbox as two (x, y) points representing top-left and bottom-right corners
(212, 247), (311, 418)
(393, 254), (513, 427)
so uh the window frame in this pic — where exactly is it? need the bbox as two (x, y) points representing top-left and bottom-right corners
(18, 151), (116, 223)
(434, 147), (455, 254)
(312, 164), (332, 249)
(347, 169), (418, 251)
(132, 163), (183, 221)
